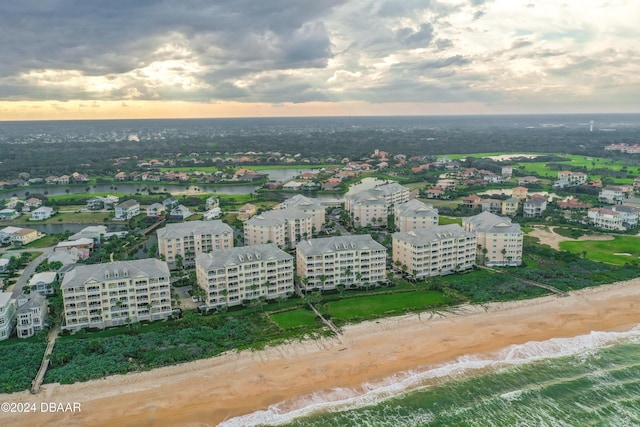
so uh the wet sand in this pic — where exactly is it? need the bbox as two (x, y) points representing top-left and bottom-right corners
(2, 279), (639, 427)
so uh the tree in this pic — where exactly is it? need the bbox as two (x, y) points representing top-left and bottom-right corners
(175, 254), (184, 270)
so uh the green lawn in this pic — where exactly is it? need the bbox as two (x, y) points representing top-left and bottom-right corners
(439, 216), (462, 226)
(560, 235), (640, 266)
(326, 291), (450, 322)
(271, 309), (318, 329)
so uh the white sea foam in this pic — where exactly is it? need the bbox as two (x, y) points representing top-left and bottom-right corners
(218, 325), (640, 427)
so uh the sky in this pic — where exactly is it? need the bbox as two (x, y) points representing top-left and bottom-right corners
(1, 0), (639, 120)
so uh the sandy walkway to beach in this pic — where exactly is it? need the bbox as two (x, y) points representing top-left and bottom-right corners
(2, 279), (639, 427)
(528, 225), (614, 250)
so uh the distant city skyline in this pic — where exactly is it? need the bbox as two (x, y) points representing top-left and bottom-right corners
(1, 1), (639, 120)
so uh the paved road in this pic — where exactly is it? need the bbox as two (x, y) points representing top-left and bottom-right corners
(1, 246), (55, 297)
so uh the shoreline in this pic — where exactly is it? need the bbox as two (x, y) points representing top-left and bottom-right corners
(2, 279), (640, 426)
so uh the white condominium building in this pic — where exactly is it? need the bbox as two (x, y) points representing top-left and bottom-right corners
(392, 224), (476, 279)
(195, 244), (294, 309)
(157, 220), (234, 269)
(244, 208), (313, 249)
(0, 292), (16, 340)
(393, 199), (439, 232)
(281, 194), (326, 232)
(296, 235), (387, 292)
(463, 211), (523, 266)
(587, 206), (638, 231)
(61, 259), (172, 331)
(375, 182), (411, 205)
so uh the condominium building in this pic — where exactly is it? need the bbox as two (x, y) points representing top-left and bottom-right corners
(393, 199), (439, 232)
(392, 224), (476, 279)
(195, 244), (294, 309)
(296, 235), (387, 292)
(157, 220), (234, 269)
(61, 259), (172, 331)
(0, 292), (16, 340)
(15, 293), (47, 339)
(375, 182), (411, 205)
(244, 208), (313, 249)
(281, 194), (326, 232)
(463, 211), (523, 266)
(346, 193), (388, 228)
(345, 182), (410, 227)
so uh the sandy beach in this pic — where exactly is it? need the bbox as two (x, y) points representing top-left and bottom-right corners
(2, 279), (640, 427)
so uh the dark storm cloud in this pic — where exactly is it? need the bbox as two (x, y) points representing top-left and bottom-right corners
(0, 0), (343, 98)
(398, 23), (435, 48)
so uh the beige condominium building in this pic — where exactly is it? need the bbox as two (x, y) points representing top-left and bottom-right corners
(345, 182), (411, 228)
(157, 220), (234, 269)
(393, 199), (439, 232)
(195, 244), (294, 309)
(281, 194), (326, 233)
(244, 208), (313, 249)
(296, 235), (387, 292)
(392, 224), (476, 279)
(463, 211), (523, 266)
(61, 259), (172, 331)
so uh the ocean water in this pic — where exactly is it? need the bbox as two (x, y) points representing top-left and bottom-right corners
(220, 326), (640, 427)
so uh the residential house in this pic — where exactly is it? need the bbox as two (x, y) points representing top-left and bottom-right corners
(24, 198), (42, 209)
(57, 175), (70, 185)
(0, 209), (19, 220)
(195, 244), (294, 310)
(501, 197), (519, 216)
(0, 258), (9, 272)
(61, 259), (172, 331)
(68, 225), (108, 244)
(588, 206), (638, 231)
(518, 176), (540, 186)
(393, 199), (439, 232)
(511, 187), (529, 200)
(501, 166), (513, 178)
(462, 194), (483, 210)
(162, 197), (179, 210)
(114, 199), (140, 220)
(283, 181), (303, 190)
(157, 220), (233, 269)
(556, 171), (587, 187)
(205, 197), (219, 210)
(146, 203), (166, 218)
(15, 293), (47, 339)
(203, 207), (222, 220)
(557, 198), (592, 210)
(237, 203), (257, 221)
(296, 235), (387, 291)
(86, 198), (104, 210)
(168, 205), (192, 220)
(30, 206), (55, 221)
(463, 211), (523, 266)
(523, 196), (548, 218)
(28, 271), (58, 296)
(11, 228), (41, 246)
(0, 292), (16, 340)
(55, 238), (94, 260)
(481, 199), (502, 214)
(392, 224), (476, 279)
(599, 186), (625, 205)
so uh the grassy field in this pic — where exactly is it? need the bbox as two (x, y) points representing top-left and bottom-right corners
(439, 216), (462, 226)
(271, 309), (318, 329)
(326, 290), (450, 322)
(560, 235), (640, 266)
(8, 211), (112, 225)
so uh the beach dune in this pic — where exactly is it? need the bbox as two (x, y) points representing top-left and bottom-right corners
(2, 279), (639, 427)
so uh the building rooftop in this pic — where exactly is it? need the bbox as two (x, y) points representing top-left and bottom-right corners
(393, 224), (474, 245)
(157, 220), (232, 239)
(463, 211), (522, 234)
(245, 208), (311, 227)
(61, 258), (170, 290)
(297, 235), (386, 256)
(196, 244), (292, 270)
